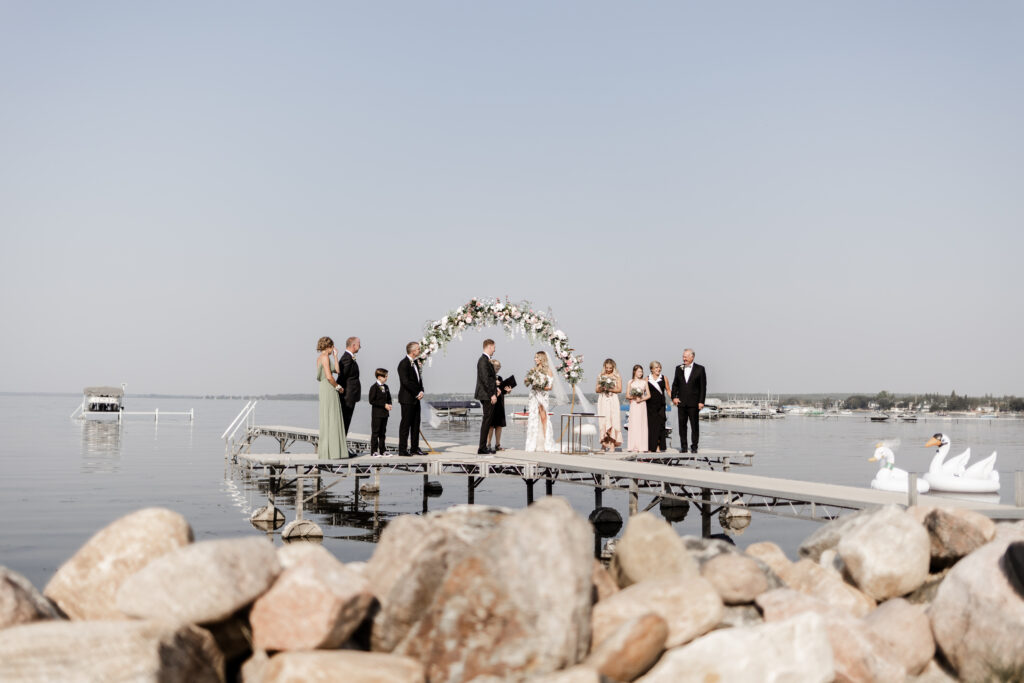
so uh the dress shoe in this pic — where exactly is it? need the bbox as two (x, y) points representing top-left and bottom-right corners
(411, 449), (428, 456)
(477, 448), (490, 455)
(397, 451), (411, 457)
(489, 447), (497, 454)
(690, 446), (699, 453)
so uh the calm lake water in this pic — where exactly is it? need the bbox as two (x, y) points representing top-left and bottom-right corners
(1, 393), (1022, 589)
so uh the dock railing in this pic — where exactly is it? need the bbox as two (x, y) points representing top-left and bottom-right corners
(222, 400), (258, 455)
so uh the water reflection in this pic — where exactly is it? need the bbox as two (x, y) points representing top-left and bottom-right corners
(80, 420), (122, 473)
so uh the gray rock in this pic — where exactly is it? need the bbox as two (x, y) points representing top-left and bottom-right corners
(864, 597), (934, 677)
(1, 567), (63, 630)
(929, 538), (1024, 682)
(0, 619), (224, 682)
(591, 576), (723, 649)
(609, 513), (698, 588)
(395, 497), (593, 682)
(585, 613), (667, 682)
(117, 537), (280, 624)
(263, 650), (424, 683)
(44, 507), (193, 620)
(251, 546), (373, 651)
(799, 507), (873, 562)
(636, 612), (835, 683)
(837, 505), (930, 601)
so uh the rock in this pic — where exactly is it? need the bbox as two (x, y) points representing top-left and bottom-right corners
(700, 552), (770, 604)
(43, 507), (193, 620)
(922, 507), (997, 570)
(1, 567), (63, 630)
(251, 548), (373, 652)
(585, 613), (667, 682)
(776, 559), (875, 617)
(903, 568), (951, 605)
(276, 541), (335, 570)
(745, 541), (792, 576)
(591, 576), (723, 649)
(799, 507), (873, 562)
(395, 497), (593, 682)
(263, 651), (424, 683)
(609, 513), (698, 588)
(756, 589), (904, 682)
(0, 619), (224, 682)
(532, 666), (601, 682)
(636, 612), (834, 683)
(117, 537), (280, 624)
(681, 535), (739, 565)
(591, 560), (619, 602)
(908, 659), (958, 682)
(994, 519), (1024, 542)
(837, 505), (930, 601)
(929, 538), (1024, 681)
(717, 604), (763, 629)
(864, 597), (934, 676)
(241, 650), (269, 683)
(206, 615), (254, 663)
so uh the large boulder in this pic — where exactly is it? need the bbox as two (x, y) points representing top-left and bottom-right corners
(591, 576), (723, 649)
(799, 508), (873, 562)
(918, 507), (996, 570)
(744, 541), (793, 576)
(776, 559), (875, 617)
(394, 497), (593, 682)
(263, 651), (424, 683)
(609, 513), (698, 588)
(929, 538), (1024, 681)
(636, 612), (834, 683)
(0, 619), (224, 682)
(43, 508), (193, 620)
(700, 552), (771, 604)
(1, 567), (62, 630)
(585, 613), (667, 682)
(864, 597), (934, 676)
(117, 537), (280, 624)
(837, 505), (930, 601)
(251, 545), (373, 651)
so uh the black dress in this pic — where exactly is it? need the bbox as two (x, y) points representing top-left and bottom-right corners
(492, 374), (507, 427)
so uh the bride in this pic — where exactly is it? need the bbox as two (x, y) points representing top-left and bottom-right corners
(525, 351), (559, 453)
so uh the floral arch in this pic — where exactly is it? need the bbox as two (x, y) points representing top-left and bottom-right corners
(418, 298), (584, 385)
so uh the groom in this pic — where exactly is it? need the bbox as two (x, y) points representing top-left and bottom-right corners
(671, 348), (706, 453)
(475, 339), (498, 454)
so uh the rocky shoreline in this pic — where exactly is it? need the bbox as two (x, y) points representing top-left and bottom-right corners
(1, 500), (1023, 682)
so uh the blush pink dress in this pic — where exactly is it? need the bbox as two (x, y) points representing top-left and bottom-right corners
(626, 379), (648, 453)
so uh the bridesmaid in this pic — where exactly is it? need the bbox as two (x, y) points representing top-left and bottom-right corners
(626, 364), (650, 453)
(316, 337), (349, 459)
(595, 358), (622, 452)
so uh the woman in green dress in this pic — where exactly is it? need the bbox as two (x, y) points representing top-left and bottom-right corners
(316, 337), (349, 459)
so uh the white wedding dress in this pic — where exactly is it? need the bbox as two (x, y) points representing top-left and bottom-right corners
(525, 374), (558, 453)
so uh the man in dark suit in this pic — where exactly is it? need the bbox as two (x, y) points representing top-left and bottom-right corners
(475, 339), (498, 454)
(671, 348), (706, 453)
(397, 341), (426, 456)
(337, 336), (361, 437)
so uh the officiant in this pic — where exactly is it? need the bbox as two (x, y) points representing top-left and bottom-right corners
(487, 357), (513, 452)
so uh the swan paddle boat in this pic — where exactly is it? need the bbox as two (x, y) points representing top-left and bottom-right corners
(922, 433), (999, 494)
(869, 442), (929, 493)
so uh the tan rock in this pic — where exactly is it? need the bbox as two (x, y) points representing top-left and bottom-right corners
(929, 538), (1024, 682)
(777, 559), (875, 617)
(700, 552), (770, 604)
(745, 541), (793, 576)
(532, 666), (602, 683)
(908, 659), (958, 682)
(591, 576), (723, 649)
(395, 497), (593, 682)
(1, 567), (62, 630)
(838, 505), (930, 601)
(798, 507), (873, 562)
(241, 650), (269, 683)
(0, 619), (224, 682)
(864, 597), (934, 676)
(117, 537), (280, 624)
(591, 560), (619, 602)
(43, 507), (193, 620)
(717, 604), (763, 629)
(586, 613), (667, 681)
(636, 612), (834, 683)
(263, 650), (424, 683)
(922, 507), (997, 569)
(609, 513), (698, 588)
(994, 519), (1024, 542)
(251, 549), (373, 651)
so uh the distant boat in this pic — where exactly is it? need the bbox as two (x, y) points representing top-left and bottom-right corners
(869, 413), (890, 422)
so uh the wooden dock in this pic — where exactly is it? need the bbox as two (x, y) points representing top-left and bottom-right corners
(228, 423), (1024, 540)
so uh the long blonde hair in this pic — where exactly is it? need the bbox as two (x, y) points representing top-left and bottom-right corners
(535, 351), (551, 374)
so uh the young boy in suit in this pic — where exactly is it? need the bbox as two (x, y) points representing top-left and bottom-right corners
(368, 368), (392, 456)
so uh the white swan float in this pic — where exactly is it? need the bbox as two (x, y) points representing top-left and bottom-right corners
(869, 441), (930, 493)
(922, 433), (999, 494)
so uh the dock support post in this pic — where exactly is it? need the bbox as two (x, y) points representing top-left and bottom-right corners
(594, 487), (603, 508)
(295, 477), (304, 521)
(908, 474), (919, 507)
(701, 488), (711, 538)
(545, 479), (553, 496)
(423, 474), (429, 514)
(468, 477), (475, 505)
(629, 480), (638, 516)
(525, 479), (535, 505)
(353, 476), (361, 510)
(1016, 471), (1024, 507)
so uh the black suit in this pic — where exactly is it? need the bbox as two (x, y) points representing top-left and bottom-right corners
(398, 356), (424, 454)
(337, 350), (361, 432)
(671, 363), (707, 452)
(646, 376), (668, 452)
(368, 382), (392, 454)
(475, 354), (497, 452)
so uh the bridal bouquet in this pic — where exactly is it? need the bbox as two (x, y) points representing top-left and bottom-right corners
(525, 368), (549, 390)
(628, 386), (643, 399)
(598, 375), (617, 392)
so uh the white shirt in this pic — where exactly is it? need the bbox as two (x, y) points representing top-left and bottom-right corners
(343, 349), (354, 359)
(407, 355), (420, 381)
(683, 364), (692, 382)
(648, 375), (663, 393)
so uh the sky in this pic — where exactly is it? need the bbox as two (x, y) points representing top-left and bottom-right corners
(1, 2), (1022, 397)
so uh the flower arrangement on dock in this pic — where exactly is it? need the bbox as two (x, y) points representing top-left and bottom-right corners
(418, 297), (585, 384)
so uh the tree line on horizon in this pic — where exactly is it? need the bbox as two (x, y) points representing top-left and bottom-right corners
(781, 390), (1024, 412)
